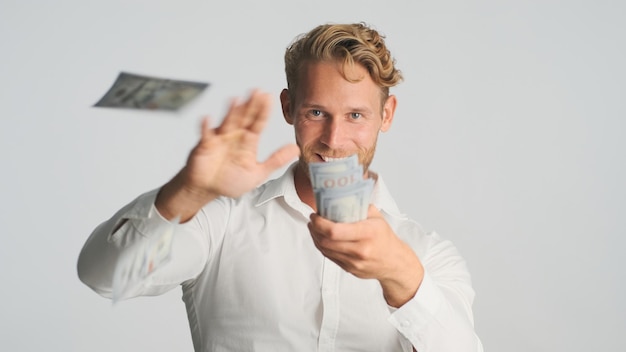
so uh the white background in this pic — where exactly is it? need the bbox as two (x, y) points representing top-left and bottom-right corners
(1, 1), (624, 351)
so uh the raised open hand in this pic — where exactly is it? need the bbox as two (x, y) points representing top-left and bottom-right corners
(156, 90), (300, 221)
(185, 90), (299, 198)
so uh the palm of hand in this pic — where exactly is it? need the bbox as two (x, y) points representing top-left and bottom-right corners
(187, 128), (267, 199)
(183, 90), (299, 200)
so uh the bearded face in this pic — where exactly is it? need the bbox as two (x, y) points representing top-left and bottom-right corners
(282, 60), (395, 181)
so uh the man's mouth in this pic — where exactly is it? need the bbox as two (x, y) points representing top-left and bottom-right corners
(319, 155), (351, 162)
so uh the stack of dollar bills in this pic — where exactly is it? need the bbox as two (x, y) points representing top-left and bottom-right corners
(309, 154), (374, 223)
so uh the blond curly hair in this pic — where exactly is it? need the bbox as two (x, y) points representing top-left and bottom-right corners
(284, 22), (403, 105)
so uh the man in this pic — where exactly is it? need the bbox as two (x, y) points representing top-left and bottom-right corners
(78, 23), (483, 351)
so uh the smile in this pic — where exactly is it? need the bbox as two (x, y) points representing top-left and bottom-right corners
(320, 155), (351, 162)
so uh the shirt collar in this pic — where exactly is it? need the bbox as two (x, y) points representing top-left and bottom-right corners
(255, 162), (301, 208)
(370, 173), (404, 219)
(256, 161), (404, 219)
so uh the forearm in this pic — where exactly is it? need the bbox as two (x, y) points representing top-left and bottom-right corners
(155, 167), (219, 223)
(388, 272), (482, 351)
(388, 235), (483, 352)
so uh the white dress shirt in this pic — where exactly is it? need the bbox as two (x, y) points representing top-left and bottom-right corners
(78, 163), (483, 352)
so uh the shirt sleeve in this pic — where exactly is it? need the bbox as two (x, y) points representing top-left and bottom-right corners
(77, 189), (211, 300)
(388, 231), (484, 352)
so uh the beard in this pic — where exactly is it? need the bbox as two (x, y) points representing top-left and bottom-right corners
(297, 141), (378, 181)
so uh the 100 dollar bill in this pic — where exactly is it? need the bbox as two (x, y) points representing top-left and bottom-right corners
(94, 72), (209, 111)
(316, 179), (374, 223)
(308, 154), (373, 223)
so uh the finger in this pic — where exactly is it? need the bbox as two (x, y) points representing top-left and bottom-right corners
(313, 241), (352, 263)
(227, 90), (270, 133)
(199, 115), (215, 143)
(246, 91), (272, 133)
(311, 231), (359, 255)
(309, 230), (363, 268)
(260, 144), (300, 175)
(218, 90), (271, 134)
(216, 97), (241, 133)
(312, 241), (352, 270)
(229, 90), (261, 131)
(366, 204), (384, 219)
(309, 213), (359, 242)
(309, 213), (334, 235)
(309, 223), (346, 254)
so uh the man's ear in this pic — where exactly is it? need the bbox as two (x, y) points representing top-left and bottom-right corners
(380, 95), (397, 132)
(280, 89), (294, 125)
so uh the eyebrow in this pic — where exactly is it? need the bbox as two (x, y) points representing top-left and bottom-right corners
(300, 103), (373, 114)
(300, 103), (325, 110)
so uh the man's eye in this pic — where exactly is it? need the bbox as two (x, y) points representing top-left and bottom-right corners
(309, 110), (322, 117)
(350, 112), (362, 119)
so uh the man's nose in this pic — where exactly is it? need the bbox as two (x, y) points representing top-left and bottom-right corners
(320, 118), (346, 148)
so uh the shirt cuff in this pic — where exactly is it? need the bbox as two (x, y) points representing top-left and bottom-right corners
(387, 270), (445, 347)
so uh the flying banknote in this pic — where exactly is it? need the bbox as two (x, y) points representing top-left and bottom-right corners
(94, 72), (209, 111)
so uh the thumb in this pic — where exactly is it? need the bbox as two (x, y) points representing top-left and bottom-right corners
(367, 204), (383, 219)
(261, 143), (300, 173)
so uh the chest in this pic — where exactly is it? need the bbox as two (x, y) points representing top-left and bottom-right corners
(184, 207), (406, 350)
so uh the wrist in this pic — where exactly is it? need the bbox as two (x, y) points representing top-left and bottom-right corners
(380, 255), (424, 308)
(155, 169), (218, 222)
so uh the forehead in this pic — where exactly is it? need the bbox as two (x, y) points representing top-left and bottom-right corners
(295, 61), (383, 107)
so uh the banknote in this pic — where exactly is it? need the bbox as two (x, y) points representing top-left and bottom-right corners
(308, 155), (359, 188)
(111, 217), (179, 303)
(317, 179), (374, 223)
(312, 168), (362, 191)
(308, 155), (374, 223)
(94, 72), (209, 111)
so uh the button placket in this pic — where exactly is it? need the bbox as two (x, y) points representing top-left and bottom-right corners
(318, 258), (340, 352)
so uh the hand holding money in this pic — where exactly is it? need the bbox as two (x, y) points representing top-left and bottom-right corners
(307, 155), (424, 305)
(308, 205), (424, 307)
